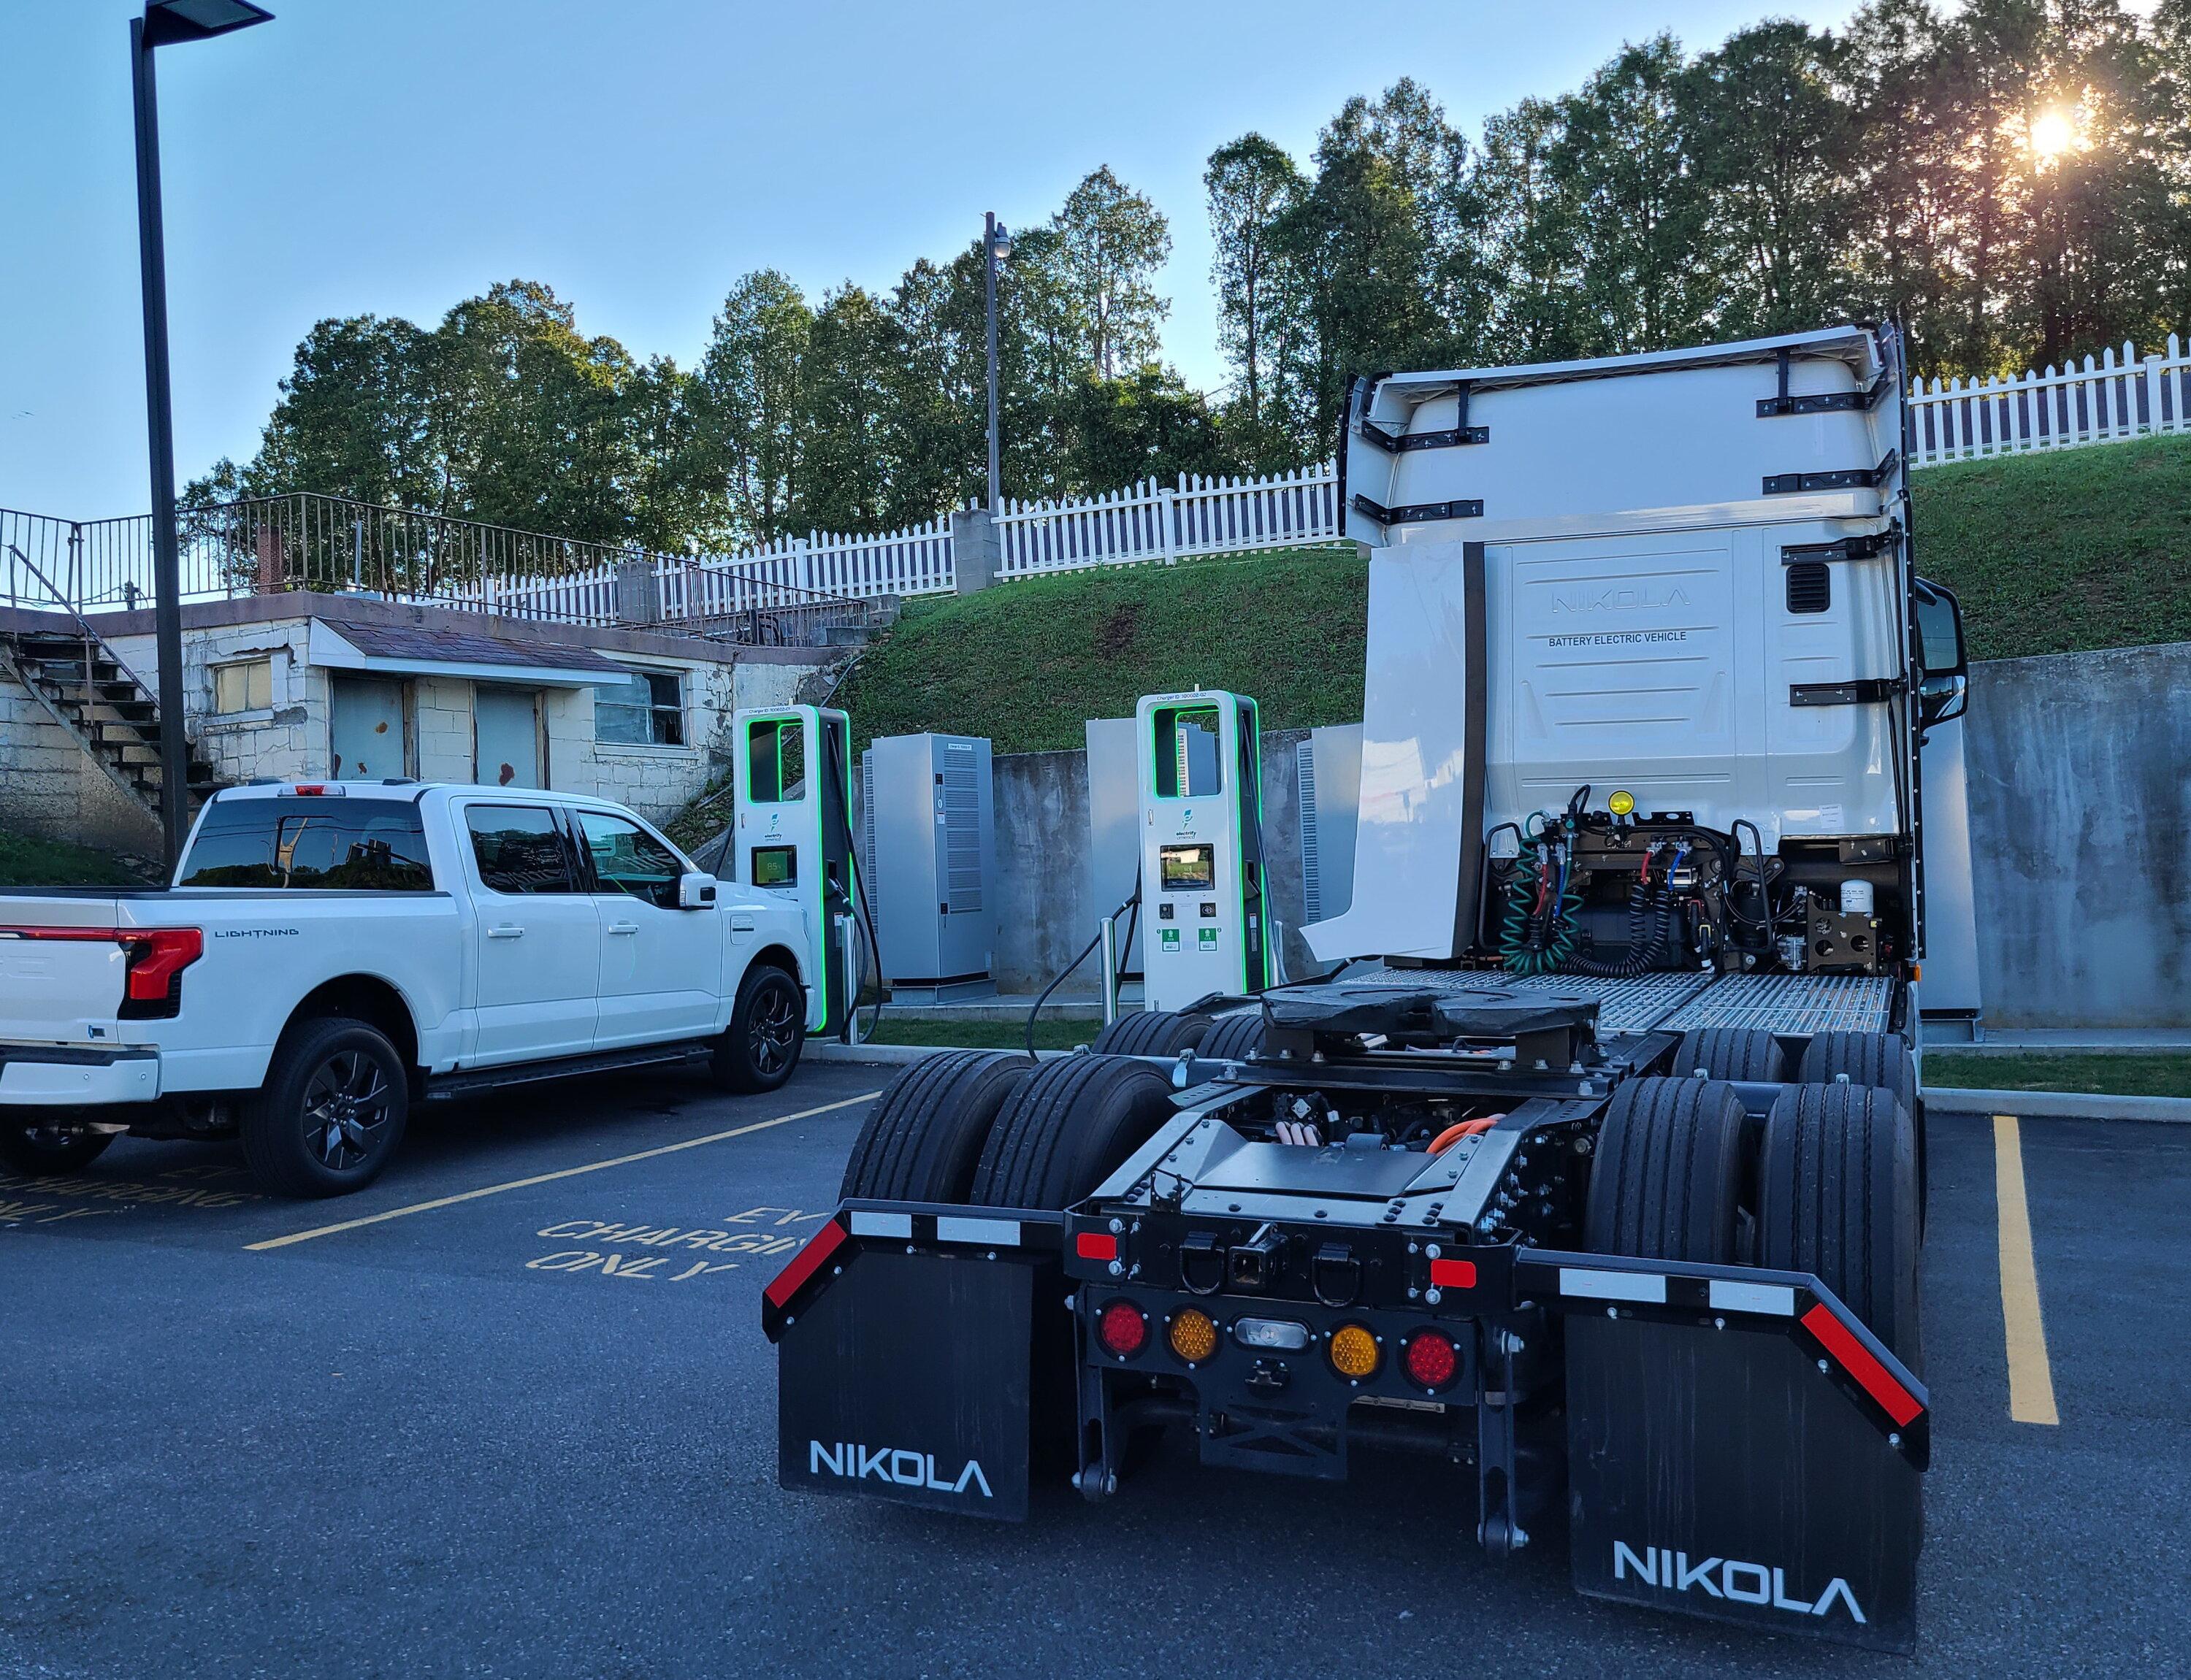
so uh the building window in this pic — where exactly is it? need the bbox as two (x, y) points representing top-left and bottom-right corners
(596, 670), (685, 746)
(213, 656), (273, 714)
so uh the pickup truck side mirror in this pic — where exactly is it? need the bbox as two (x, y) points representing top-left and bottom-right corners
(1911, 577), (1968, 734)
(677, 872), (718, 911)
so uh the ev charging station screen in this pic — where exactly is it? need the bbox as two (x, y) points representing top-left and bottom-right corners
(1153, 707), (1223, 799)
(1160, 843), (1215, 892)
(751, 844), (798, 888)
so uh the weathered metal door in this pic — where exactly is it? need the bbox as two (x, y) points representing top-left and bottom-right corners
(475, 686), (543, 789)
(329, 676), (408, 780)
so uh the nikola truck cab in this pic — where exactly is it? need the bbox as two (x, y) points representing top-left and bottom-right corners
(766, 325), (1965, 1653)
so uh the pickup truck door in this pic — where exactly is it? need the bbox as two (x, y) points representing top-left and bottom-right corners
(573, 809), (723, 1048)
(459, 802), (601, 1065)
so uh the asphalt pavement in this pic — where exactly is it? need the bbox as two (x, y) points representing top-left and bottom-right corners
(4, 1062), (2187, 1679)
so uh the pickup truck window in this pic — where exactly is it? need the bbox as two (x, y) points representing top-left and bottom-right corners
(179, 797), (434, 890)
(465, 805), (578, 894)
(577, 812), (682, 909)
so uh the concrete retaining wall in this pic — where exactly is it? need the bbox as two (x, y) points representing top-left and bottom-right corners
(1964, 642), (2190, 1027)
(981, 643), (2191, 1026)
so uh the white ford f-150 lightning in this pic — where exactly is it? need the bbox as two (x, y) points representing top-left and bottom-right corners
(0, 780), (814, 1196)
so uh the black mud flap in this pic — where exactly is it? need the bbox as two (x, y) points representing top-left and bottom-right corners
(1532, 1254), (1927, 1655)
(765, 1205), (1060, 1523)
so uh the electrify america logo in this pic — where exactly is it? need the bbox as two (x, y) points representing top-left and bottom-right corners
(1613, 1543), (1866, 1624)
(808, 1441), (993, 1497)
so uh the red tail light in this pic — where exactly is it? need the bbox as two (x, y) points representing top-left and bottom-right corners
(0, 926), (202, 1018)
(1096, 1299), (1148, 1359)
(1402, 1329), (1459, 1391)
(123, 927), (203, 1005)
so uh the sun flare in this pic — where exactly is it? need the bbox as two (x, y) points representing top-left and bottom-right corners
(2030, 108), (2077, 161)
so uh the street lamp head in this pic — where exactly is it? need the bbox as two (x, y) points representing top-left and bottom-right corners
(142, 0), (275, 48)
(990, 223), (1012, 264)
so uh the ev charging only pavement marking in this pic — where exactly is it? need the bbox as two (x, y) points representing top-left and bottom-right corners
(242, 1091), (879, 1252)
(1992, 1114), (2060, 1426)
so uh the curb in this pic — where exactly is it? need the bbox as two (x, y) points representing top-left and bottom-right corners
(1921, 1086), (2191, 1124)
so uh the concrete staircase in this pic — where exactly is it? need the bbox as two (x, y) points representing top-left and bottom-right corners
(0, 624), (220, 823)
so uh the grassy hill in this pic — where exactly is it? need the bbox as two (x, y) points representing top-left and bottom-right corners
(830, 434), (2191, 754)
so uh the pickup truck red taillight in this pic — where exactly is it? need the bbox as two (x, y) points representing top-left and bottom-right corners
(0, 925), (204, 1018)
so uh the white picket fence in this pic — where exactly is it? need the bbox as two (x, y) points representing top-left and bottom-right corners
(997, 465), (1339, 580)
(1906, 335), (2191, 467)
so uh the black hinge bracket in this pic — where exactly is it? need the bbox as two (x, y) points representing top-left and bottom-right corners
(1789, 678), (1899, 707)
(1763, 450), (1898, 496)
(1757, 350), (1894, 418)
(1780, 530), (1897, 565)
(1359, 382), (1489, 452)
(1352, 494), (1485, 527)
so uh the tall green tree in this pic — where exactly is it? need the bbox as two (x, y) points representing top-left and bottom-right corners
(1205, 134), (1307, 462)
(1052, 166), (1172, 380)
(1682, 22), (1858, 337)
(1549, 37), (1719, 354)
(689, 271), (814, 545)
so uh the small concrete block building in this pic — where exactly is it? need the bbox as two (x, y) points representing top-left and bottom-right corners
(0, 591), (837, 856)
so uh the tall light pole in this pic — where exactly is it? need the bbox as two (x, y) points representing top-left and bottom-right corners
(983, 212), (1012, 512)
(131, 0), (274, 871)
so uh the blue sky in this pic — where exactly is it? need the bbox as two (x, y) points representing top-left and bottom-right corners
(1, 0), (1870, 518)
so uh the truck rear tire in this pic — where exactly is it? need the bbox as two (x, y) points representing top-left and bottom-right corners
(970, 1054), (1176, 1210)
(1585, 1075), (1748, 1264)
(839, 1051), (1032, 1203)
(1757, 1081), (1922, 1367)
(1797, 1031), (1916, 1111)
(1196, 1010), (1266, 1062)
(1090, 1010), (1209, 1058)
(1674, 1027), (1786, 1083)
(240, 1016), (410, 1198)
(0, 1113), (113, 1175)
(711, 965), (806, 1094)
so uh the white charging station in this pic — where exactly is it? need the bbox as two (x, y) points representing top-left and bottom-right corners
(730, 704), (857, 1037)
(1134, 690), (1269, 1012)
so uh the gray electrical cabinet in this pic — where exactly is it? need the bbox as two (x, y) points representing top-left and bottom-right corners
(861, 734), (996, 988)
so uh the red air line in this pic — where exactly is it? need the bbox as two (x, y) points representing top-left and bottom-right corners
(1801, 1303), (1924, 1427)
(764, 1217), (848, 1309)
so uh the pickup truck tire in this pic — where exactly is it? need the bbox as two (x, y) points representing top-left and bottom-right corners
(240, 1016), (409, 1197)
(970, 1054), (1175, 1211)
(1090, 1010), (1210, 1057)
(0, 1113), (114, 1175)
(711, 966), (806, 1094)
(1585, 1075), (1748, 1265)
(1757, 1081), (1922, 1368)
(839, 1050), (1031, 1203)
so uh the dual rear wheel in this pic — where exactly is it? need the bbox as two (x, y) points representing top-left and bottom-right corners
(1588, 1030), (1922, 1364)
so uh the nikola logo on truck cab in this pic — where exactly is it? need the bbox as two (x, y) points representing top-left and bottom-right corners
(1551, 583), (1691, 613)
(808, 1441), (993, 1498)
(1613, 1543), (1865, 1625)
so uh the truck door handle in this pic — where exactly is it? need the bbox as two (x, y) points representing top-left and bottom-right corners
(486, 925), (525, 940)
(606, 922), (639, 936)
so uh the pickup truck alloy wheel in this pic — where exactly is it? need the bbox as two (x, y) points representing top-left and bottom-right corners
(240, 1017), (410, 1197)
(302, 1051), (394, 1172)
(713, 967), (805, 1094)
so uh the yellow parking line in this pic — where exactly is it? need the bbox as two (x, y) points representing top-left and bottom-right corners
(1992, 1115), (2060, 1426)
(245, 1091), (879, 1253)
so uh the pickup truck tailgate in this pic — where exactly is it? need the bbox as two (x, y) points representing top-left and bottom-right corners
(0, 900), (139, 1046)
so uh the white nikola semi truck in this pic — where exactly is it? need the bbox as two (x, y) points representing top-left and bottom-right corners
(765, 325), (1965, 1654)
